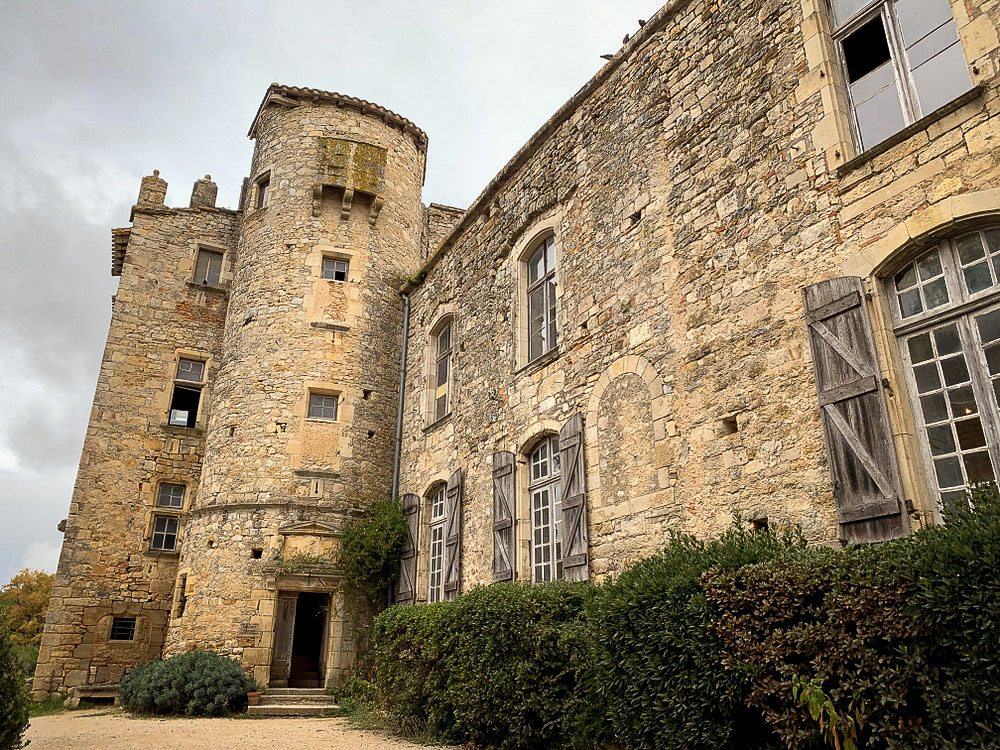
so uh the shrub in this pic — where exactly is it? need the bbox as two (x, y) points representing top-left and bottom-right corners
(0, 623), (30, 750)
(339, 498), (409, 605)
(118, 650), (255, 716)
(589, 521), (805, 750)
(373, 581), (597, 748)
(10, 645), (38, 680)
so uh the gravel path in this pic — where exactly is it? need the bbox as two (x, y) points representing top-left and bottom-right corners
(25, 709), (441, 750)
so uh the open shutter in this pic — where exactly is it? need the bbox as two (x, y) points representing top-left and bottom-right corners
(559, 413), (589, 581)
(443, 468), (463, 599)
(803, 277), (909, 544)
(396, 493), (419, 605)
(492, 452), (516, 582)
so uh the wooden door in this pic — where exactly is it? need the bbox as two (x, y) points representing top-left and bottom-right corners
(270, 592), (298, 686)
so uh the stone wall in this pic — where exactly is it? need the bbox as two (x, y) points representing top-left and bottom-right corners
(33, 184), (239, 698)
(398, 0), (1000, 595)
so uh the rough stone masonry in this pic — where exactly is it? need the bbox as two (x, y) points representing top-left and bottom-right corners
(34, 0), (1000, 701)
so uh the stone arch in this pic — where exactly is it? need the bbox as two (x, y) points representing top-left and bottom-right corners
(586, 356), (666, 508)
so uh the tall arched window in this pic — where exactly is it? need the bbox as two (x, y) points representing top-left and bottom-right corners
(529, 435), (563, 582)
(890, 228), (1000, 510)
(427, 484), (447, 602)
(526, 236), (557, 362)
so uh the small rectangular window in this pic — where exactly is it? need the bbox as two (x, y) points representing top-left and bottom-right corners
(194, 249), (224, 287)
(151, 515), (179, 551)
(109, 617), (136, 641)
(322, 257), (349, 282)
(176, 358), (205, 383)
(256, 178), (269, 209)
(308, 392), (339, 420)
(157, 483), (185, 509)
(168, 386), (201, 428)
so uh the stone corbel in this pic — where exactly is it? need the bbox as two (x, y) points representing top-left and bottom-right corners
(340, 188), (354, 221)
(368, 195), (385, 226)
(312, 185), (323, 217)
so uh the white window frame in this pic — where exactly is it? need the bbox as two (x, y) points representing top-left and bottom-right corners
(322, 256), (349, 282)
(427, 485), (446, 602)
(889, 227), (1000, 513)
(829, 0), (971, 152)
(432, 320), (452, 422)
(529, 435), (563, 583)
(525, 236), (558, 364)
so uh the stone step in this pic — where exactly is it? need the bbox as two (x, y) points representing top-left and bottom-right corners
(264, 688), (328, 697)
(248, 703), (338, 717)
(260, 694), (335, 705)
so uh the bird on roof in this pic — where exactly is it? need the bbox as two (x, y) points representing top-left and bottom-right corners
(638, 19), (646, 26)
(623, 33), (630, 44)
(600, 53), (614, 60)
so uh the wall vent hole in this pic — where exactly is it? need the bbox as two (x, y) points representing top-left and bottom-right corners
(367, 430), (375, 438)
(363, 390), (372, 400)
(720, 416), (739, 436)
(251, 549), (263, 559)
(751, 517), (769, 533)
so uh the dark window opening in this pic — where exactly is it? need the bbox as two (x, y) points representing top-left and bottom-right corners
(174, 574), (187, 618)
(751, 517), (770, 533)
(367, 430), (375, 438)
(251, 548), (264, 559)
(721, 416), (739, 436)
(150, 515), (179, 551)
(842, 16), (891, 82)
(256, 178), (270, 209)
(109, 617), (136, 641)
(169, 386), (201, 428)
(363, 389), (372, 400)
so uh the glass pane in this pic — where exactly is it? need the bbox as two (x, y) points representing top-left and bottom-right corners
(924, 278), (949, 308)
(956, 418), (987, 451)
(994, 379), (1000, 408)
(528, 285), (546, 361)
(906, 16), (960, 68)
(908, 333), (934, 363)
(854, 81), (907, 150)
(437, 324), (451, 357)
(964, 451), (995, 484)
(927, 424), (956, 455)
(544, 237), (555, 272)
(917, 251), (943, 281)
(911, 41), (972, 115)
(914, 363), (941, 393)
(528, 246), (545, 286)
(831, 0), (870, 25)
(896, 0), (955, 47)
(985, 229), (1000, 256)
(899, 288), (923, 318)
(895, 263), (917, 290)
(976, 309), (1000, 344)
(985, 345), (1000, 376)
(964, 262), (994, 294)
(940, 356), (970, 387)
(436, 357), (449, 388)
(935, 324), (961, 355)
(934, 456), (964, 488)
(921, 393), (949, 423)
(957, 233), (987, 265)
(547, 278), (558, 350)
(941, 490), (971, 513)
(948, 386), (978, 417)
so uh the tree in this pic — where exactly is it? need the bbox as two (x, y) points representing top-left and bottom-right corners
(0, 622), (30, 750)
(0, 569), (54, 647)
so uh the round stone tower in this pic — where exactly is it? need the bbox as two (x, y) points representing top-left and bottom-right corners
(167, 85), (427, 688)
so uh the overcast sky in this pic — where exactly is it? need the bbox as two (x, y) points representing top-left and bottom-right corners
(0, 0), (662, 585)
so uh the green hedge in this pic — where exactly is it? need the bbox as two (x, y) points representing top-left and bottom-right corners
(118, 650), (255, 716)
(364, 498), (1000, 749)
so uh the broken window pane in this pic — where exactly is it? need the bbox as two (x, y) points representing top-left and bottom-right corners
(843, 15), (892, 83)
(322, 257), (349, 281)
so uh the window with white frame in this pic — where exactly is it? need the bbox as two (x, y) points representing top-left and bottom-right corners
(194, 249), (224, 287)
(308, 392), (339, 421)
(157, 483), (185, 509)
(427, 485), (446, 602)
(526, 236), (557, 362)
(830, 0), (972, 152)
(432, 320), (452, 421)
(150, 515), (179, 551)
(176, 358), (205, 383)
(322, 256), (349, 282)
(169, 357), (206, 428)
(529, 435), (563, 582)
(890, 227), (1000, 512)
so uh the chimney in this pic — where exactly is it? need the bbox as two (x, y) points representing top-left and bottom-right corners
(137, 170), (167, 207)
(190, 175), (218, 208)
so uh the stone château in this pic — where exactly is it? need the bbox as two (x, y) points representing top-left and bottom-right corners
(33, 0), (1000, 701)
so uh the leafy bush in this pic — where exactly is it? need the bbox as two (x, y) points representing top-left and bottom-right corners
(590, 522), (804, 750)
(373, 581), (597, 748)
(339, 498), (409, 605)
(10, 645), (38, 680)
(0, 623), (30, 750)
(117, 650), (255, 716)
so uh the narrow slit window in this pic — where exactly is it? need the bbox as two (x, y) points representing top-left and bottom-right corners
(150, 515), (179, 551)
(157, 483), (185, 509)
(168, 386), (201, 428)
(322, 257), (349, 282)
(308, 392), (339, 421)
(109, 617), (136, 641)
(433, 321), (452, 421)
(526, 236), (557, 363)
(256, 177), (269, 209)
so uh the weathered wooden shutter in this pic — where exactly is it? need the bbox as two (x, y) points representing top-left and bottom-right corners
(492, 452), (516, 582)
(270, 592), (298, 686)
(559, 413), (589, 581)
(443, 468), (463, 599)
(803, 277), (909, 544)
(396, 493), (420, 605)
